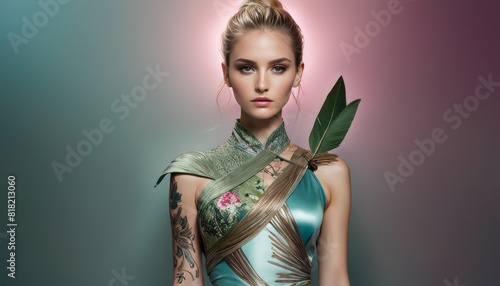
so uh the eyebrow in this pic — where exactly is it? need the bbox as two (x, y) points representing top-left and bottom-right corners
(233, 57), (292, 65)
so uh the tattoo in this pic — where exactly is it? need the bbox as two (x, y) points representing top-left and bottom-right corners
(169, 179), (200, 283)
(262, 159), (284, 179)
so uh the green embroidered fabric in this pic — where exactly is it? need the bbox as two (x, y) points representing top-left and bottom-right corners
(156, 120), (293, 249)
(200, 174), (266, 250)
(155, 120), (289, 186)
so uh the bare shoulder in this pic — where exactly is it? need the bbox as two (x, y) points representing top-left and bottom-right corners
(313, 156), (351, 207)
(171, 173), (213, 203)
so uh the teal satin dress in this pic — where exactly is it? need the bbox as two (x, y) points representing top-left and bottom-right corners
(156, 120), (328, 285)
(207, 169), (326, 285)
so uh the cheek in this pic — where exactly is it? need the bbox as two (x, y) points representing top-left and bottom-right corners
(230, 84), (248, 103)
(275, 76), (296, 95)
(229, 79), (249, 106)
(229, 74), (250, 93)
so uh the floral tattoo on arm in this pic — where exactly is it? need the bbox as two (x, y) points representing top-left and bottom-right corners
(169, 178), (200, 283)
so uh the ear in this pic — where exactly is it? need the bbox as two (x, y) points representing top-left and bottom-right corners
(221, 62), (232, 87)
(293, 61), (304, 87)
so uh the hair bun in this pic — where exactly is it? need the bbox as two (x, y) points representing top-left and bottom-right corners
(221, 0), (303, 68)
(240, 0), (284, 10)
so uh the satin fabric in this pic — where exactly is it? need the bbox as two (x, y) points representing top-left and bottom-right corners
(208, 169), (326, 285)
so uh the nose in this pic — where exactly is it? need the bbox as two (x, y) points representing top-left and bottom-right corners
(255, 71), (269, 93)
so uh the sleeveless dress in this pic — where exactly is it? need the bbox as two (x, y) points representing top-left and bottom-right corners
(156, 120), (332, 285)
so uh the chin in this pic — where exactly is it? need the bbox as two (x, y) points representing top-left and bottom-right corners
(246, 111), (282, 121)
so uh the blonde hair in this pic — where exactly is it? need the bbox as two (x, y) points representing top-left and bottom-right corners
(221, 0), (304, 68)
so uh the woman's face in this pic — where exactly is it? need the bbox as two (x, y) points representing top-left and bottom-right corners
(222, 30), (304, 124)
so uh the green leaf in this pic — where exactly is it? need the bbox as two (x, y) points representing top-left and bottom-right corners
(314, 99), (361, 153)
(309, 76), (346, 153)
(309, 76), (360, 154)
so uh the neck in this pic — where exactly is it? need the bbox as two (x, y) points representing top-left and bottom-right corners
(239, 113), (283, 143)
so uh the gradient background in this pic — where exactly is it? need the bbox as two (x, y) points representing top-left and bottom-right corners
(1, 0), (499, 285)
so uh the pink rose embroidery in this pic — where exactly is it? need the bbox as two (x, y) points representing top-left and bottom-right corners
(217, 191), (242, 211)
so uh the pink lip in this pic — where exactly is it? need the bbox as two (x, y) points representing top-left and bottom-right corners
(251, 97), (273, 107)
(251, 97), (272, 102)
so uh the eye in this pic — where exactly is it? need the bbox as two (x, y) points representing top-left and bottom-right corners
(238, 65), (254, 74)
(272, 65), (287, 73)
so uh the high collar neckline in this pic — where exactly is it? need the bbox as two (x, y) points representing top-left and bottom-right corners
(227, 120), (290, 155)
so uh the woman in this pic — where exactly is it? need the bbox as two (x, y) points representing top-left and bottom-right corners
(156, 0), (352, 285)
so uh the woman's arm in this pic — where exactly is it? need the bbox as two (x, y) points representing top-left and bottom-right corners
(316, 157), (352, 286)
(168, 173), (205, 286)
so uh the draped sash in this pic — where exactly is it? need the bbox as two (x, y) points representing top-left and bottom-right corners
(202, 147), (310, 273)
(201, 148), (337, 285)
(156, 121), (338, 284)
